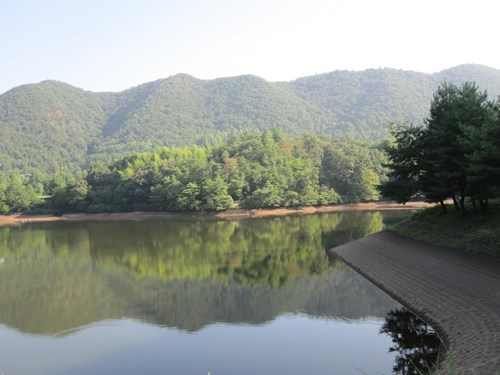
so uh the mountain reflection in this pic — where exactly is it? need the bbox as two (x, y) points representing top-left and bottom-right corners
(0, 211), (410, 335)
(381, 308), (441, 374)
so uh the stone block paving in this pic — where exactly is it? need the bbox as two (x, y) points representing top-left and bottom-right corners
(331, 231), (500, 374)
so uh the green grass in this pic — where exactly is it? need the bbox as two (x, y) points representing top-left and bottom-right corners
(389, 201), (500, 255)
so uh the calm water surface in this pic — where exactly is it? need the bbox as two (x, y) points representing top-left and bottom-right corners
(0, 211), (438, 374)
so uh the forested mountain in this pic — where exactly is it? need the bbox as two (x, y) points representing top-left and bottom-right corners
(0, 81), (114, 172)
(1, 64), (500, 173)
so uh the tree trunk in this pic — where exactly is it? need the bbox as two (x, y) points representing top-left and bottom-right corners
(478, 198), (486, 215)
(439, 200), (447, 213)
(470, 196), (478, 214)
(460, 195), (466, 213)
(451, 195), (460, 211)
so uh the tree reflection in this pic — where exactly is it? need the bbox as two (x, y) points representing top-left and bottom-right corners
(381, 308), (441, 374)
(0, 211), (410, 334)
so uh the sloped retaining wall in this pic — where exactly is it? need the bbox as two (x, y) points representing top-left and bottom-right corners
(331, 231), (500, 374)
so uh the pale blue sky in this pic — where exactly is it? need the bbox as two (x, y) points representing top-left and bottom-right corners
(1, 0), (499, 94)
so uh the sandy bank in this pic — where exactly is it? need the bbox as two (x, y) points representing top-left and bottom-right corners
(0, 214), (64, 226)
(0, 201), (431, 226)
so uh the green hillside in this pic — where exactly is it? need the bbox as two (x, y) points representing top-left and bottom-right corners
(97, 74), (330, 150)
(291, 68), (437, 139)
(436, 64), (500, 94)
(0, 81), (116, 172)
(1, 64), (499, 173)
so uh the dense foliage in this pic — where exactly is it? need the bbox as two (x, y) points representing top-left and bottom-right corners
(0, 170), (41, 214)
(49, 132), (386, 213)
(2, 65), (500, 174)
(380, 82), (500, 213)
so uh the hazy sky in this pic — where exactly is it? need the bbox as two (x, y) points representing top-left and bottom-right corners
(1, 0), (499, 93)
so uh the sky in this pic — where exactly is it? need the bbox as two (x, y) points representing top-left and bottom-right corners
(1, 0), (499, 94)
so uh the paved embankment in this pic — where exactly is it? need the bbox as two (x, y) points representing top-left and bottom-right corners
(331, 231), (500, 374)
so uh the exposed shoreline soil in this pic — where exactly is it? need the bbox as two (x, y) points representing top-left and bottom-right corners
(0, 201), (430, 226)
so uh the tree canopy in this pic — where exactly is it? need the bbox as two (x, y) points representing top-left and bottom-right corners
(44, 132), (385, 213)
(380, 81), (500, 213)
(0, 170), (40, 214)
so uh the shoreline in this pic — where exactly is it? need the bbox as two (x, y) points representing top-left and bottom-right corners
(0, 201), (430, 226)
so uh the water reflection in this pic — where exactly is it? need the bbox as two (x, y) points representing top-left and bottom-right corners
(0, 211), (410, 336)
(381, 308), (441, 374)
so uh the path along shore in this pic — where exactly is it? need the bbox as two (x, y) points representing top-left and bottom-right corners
(0, 200), (430, 226)
(331, 231), (500, 374)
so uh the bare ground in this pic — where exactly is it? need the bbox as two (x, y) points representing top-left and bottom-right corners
(0, 201), (431, 226)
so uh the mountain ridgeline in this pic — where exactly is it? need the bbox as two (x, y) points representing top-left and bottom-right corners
(1, 64), (500, 173)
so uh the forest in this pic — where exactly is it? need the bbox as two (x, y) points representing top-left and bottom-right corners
(1, 64), (500, 174)
(2, 80), (500, 215)
(0, 131), (385, 214)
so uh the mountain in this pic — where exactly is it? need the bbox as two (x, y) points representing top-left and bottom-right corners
(1, 64), (500, 173)
(436, 64), (500, 92)
(0, 81), (117, 172)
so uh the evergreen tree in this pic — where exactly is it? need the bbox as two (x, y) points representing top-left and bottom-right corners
(424, 82), (495, 212)
(379, 124), (425, 204)
(459, 101), (500, 210)
(380, 82), (498, 213)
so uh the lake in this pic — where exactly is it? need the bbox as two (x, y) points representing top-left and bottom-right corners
(0, 210), (438, 374)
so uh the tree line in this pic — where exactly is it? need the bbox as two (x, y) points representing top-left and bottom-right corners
(381, 81), (500, 213)
(47, 131), (385, 213)
(0, 132), (386, 214)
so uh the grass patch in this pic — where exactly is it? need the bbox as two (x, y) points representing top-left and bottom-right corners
(389, 202), (500, 255)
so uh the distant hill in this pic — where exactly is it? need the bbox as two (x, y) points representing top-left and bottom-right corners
(1, 64), (500, 173)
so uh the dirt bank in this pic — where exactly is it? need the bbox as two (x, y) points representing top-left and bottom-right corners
(0, 214), (64, 226)
(0, 201), (431, 226)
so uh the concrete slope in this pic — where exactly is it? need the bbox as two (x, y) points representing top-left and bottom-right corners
(331, 231), (500, 374)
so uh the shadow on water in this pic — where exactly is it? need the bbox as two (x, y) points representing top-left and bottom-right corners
(381, 308), (441, 374)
